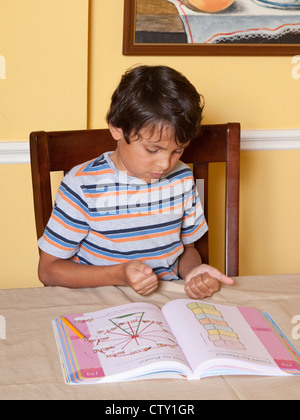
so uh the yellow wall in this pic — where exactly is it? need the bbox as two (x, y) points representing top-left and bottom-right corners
(240, 150), (300, 275)
(0, 0), (89, 288)
(0, 164), (39, 288)
(1, 0), (300, 288)
(0, 0), (89, 139)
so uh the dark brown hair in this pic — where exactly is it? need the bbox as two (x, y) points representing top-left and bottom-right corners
(106, 65), (204, 145)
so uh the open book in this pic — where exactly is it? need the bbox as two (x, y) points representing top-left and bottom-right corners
(53, 299), (300, 384)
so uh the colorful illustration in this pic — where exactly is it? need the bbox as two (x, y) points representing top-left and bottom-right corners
(187, 302), (246, 350)
(75, 311), (177, 358)
(181, 0), (235, 13)
(168, 0), (300, 44)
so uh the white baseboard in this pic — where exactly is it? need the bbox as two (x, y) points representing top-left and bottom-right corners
(0, 129), (300, 164)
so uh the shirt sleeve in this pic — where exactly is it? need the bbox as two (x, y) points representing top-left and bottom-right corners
(38, 170), (90, 259)
(180, 179), (208, 245)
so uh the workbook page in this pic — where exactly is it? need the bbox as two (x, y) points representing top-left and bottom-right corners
(161, 299), (284, 375)
(66, 302), (190, 381)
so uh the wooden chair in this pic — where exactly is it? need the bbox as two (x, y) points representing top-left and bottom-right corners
(30, 123), (240, 277)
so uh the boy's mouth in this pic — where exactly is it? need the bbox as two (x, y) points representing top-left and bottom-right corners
(150, 172), (164, 179)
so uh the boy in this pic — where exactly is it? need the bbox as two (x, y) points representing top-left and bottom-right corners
(38, 65), (234, 298)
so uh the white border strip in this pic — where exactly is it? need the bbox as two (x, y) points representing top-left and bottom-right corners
(0, 141), (30, 164)
(0, 129), (300, 163)
(241, 129), (300, 151)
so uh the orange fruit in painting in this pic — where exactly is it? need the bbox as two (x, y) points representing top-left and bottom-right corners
(182, 0), (235, 13)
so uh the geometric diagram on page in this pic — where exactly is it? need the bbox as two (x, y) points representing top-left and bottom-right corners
(83, 312), (177, 358)
(187, 302), (246, 351)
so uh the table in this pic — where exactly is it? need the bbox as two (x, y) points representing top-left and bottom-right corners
(1, 274), (300, 400)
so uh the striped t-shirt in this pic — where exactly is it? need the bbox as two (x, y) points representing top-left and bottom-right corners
(38, 152), (208, 281)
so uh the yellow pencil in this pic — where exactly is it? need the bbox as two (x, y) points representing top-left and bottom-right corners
(61, 316), (87, 342)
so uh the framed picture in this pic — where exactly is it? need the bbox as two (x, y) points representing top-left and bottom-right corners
(123, 0), (300, 56)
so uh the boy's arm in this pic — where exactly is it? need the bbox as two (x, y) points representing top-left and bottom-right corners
(178, 244), (234, 299)
(38, 251), (158, 296)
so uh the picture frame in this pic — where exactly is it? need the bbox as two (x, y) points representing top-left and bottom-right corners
(123, 0), (300, 56)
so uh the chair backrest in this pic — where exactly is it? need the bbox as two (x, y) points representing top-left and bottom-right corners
(30, 123), (240, 277)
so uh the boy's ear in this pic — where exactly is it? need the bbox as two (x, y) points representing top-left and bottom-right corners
(108, 123), (124, 141)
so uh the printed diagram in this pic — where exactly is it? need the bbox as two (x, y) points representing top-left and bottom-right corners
(75, 312), (177, 358)
(187, 302), (246, 351)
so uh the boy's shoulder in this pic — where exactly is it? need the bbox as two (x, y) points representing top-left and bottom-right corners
(168, 160), (193, 180)
(62, 155), (193, 188)
(66, 152), (114, 179)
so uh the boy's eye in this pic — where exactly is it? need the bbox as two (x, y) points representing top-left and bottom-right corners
(146, 148), (159, 154)
(145, 148), (184, 155)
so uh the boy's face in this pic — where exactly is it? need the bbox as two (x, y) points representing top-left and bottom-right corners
(109, 124), (189, 183)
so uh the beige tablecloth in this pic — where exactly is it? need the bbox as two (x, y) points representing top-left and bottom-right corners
(1, 274), (300, 400)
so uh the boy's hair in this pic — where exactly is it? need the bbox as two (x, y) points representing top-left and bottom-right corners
(106, 65), (204, 145)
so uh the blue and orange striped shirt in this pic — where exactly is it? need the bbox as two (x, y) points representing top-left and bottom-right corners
(38, 152), (208, 281)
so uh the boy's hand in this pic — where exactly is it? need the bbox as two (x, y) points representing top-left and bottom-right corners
(184, 264), (234, 299)
(123, 261), (158, 296)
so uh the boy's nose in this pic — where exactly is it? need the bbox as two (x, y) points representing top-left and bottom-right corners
(157, 155), (171, 171)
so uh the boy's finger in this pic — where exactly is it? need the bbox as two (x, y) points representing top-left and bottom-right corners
(185, 276), (207, 298)
(217, 273), (234, 285)
(203, 266), (234, 285)
(140, 282), (159, 296)
(143, 265), (153, 275)
(202, 274), (221, 292)
(130, 261), (153, 276)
